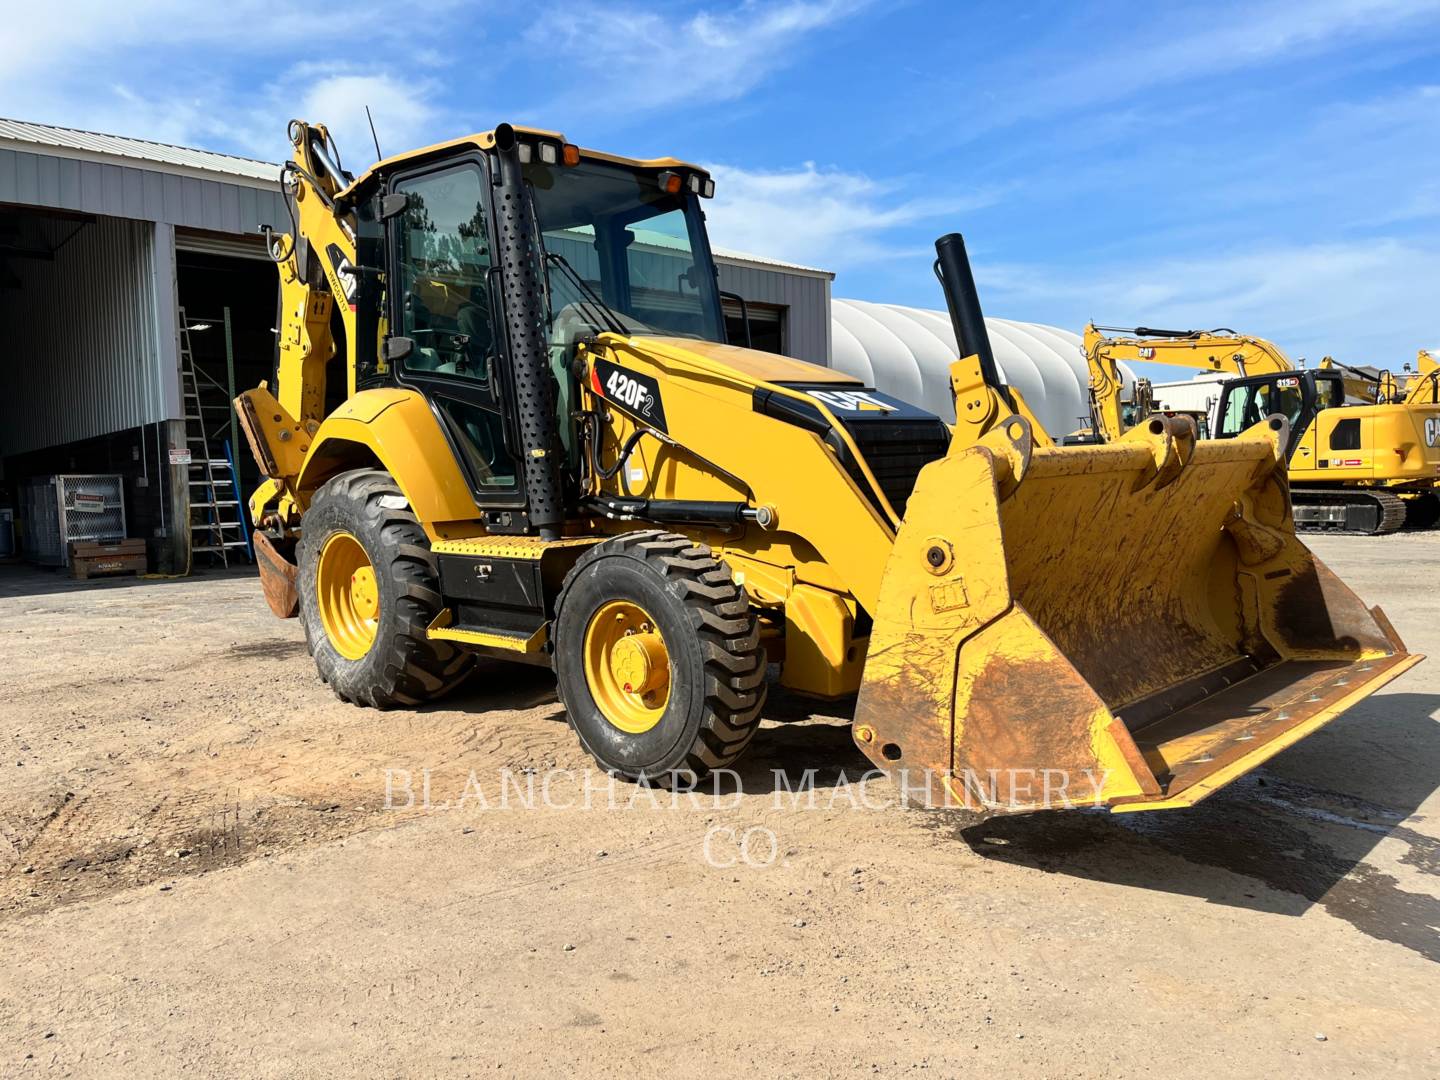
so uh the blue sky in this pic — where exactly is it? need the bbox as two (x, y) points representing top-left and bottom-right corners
(3, 0), (1437, 372)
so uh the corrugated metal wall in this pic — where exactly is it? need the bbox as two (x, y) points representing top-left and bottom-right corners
(0, 147), (287, 235)
(714, 260), (831, 365)
(0, 216), (167, 456)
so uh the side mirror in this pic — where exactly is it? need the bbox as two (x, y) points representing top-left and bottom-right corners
(379, 193), (409, 221)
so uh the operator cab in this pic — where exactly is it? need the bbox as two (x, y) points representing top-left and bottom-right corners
(1213, 371), (1347, 459)
(365, 129), (722, 534)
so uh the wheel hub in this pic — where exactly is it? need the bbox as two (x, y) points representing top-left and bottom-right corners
(316, 532), (379, 661)
(610, 632), (668, 696)
(583, 600), (671, 734)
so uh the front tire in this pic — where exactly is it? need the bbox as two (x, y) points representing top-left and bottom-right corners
(297, 468), (473, 707)
(553, 532), (766, 780)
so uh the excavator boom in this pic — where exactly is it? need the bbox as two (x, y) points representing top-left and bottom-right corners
(1083, 324), (1440, 535)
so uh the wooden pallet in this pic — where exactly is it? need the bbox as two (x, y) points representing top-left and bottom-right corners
(70, 539), (147, 580)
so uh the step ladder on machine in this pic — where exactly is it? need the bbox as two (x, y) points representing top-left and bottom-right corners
(179, 309), (252, 567)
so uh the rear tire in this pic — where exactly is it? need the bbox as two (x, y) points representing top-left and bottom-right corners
(297, 468), (473, 707)
(553, 531), (766, 781)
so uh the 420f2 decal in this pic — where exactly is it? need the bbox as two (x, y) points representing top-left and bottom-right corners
(592, 358), (669, 433)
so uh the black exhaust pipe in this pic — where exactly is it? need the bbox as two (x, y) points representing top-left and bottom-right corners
(934, 233), (1012, 407)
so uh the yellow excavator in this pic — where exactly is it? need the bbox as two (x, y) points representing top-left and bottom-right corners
(1085, 325), (1440, 533)
(1381, 349), (1440, 406)
(234, 120), (1418, 813)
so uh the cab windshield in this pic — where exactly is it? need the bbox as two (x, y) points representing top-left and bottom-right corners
(1217, 375), (1306, 438)
(525, 159), (724, 346)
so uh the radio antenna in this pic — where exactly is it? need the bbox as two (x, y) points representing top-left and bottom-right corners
(364, 106), (382, 162)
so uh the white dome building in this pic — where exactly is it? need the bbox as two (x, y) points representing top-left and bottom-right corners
(831, 299), (1133, 438)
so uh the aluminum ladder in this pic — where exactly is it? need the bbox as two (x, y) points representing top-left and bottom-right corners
(179, 309), (250, 566)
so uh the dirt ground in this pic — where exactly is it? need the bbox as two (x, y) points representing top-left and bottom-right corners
(1, 534), (1437, 1077)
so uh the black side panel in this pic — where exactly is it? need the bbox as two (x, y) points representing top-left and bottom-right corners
(757, 384), (951, 520)
(593, 357), (669, 433)
(439, 555), (547, 636)
(842, 418), (951, 519)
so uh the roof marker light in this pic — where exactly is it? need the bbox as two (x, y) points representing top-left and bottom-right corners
(539, 142), (558, 165)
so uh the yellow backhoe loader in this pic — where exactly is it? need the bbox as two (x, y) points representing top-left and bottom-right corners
(235, 120), (1418, 813)
(1085, 325), (1440, 533)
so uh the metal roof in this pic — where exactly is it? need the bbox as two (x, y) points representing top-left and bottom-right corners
(0, 117), (278, 184)
(0, 118), (831, 277)
(710, 245), (832, 278)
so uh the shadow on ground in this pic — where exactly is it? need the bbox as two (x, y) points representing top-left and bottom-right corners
(918, 692), (1440, 963)
(0, 561), (255, 600)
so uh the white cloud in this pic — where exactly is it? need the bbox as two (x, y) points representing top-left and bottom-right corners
(297, 75), (439, 168)
(702, 160), (998, 269)
(529, 0), (869, 119)
(0, 1), (466, 160)
(946, 0), (1440, 137)
(980, 238), (1440, 367)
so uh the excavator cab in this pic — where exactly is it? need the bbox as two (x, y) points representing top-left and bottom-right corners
(1214, 372), (1314, 448)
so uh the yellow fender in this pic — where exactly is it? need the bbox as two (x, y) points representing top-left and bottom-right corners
(297, 389), (480, 526)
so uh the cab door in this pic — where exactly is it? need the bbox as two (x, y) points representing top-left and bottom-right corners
(1289, 373), (1343, 476)
(1214, 373), (1308, 457)
(386, 158), (527, 528)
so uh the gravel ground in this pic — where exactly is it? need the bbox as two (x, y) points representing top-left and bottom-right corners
(0, 533), (1436, 1076)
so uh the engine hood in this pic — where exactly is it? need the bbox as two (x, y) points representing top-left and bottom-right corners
(620, 335), (862, 387)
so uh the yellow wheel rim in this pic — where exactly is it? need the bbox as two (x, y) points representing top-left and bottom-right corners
(316, 532), (379, 661)
(583, 600), (671, 734)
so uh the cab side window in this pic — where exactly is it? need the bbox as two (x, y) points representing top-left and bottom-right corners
(1330, 418), (1362, 451)
(394, 164), (494, 381)
(1314, 377), (1344, 411)
(1269, 379), (1305, 429)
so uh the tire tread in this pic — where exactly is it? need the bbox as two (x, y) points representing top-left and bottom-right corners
(554, 529), (767, 778)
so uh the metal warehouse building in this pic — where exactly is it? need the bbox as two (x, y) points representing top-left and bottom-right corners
(0, 120), (290, 570)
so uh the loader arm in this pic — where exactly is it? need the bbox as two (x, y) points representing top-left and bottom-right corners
(1083, 323), (1294, 442)
(237, 122), (372, 527)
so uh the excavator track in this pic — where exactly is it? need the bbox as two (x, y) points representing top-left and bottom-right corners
(1292, 489), (1406, 535)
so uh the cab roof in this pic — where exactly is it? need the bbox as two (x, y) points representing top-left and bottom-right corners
(338, 125), (708, 201)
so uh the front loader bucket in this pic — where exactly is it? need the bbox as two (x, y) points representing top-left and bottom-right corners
(853, 415), (1421, 813)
